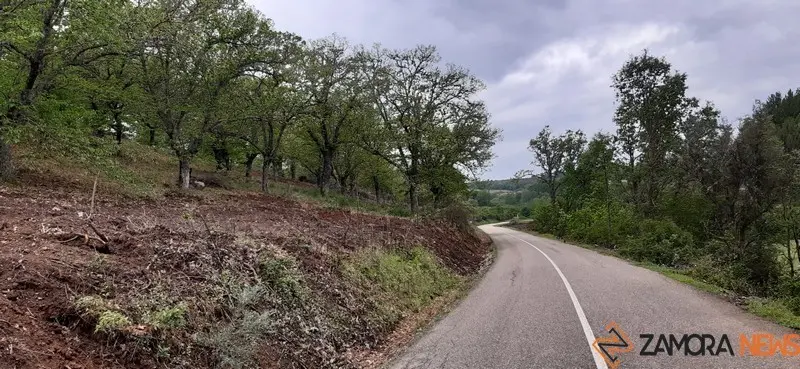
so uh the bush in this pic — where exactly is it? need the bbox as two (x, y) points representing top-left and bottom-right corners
(530, 200), (565, 236)
(341, 247), (461, 326)
(619, 219), (696, 267)
(564, 203), (638, 247)
(199, 310), (275, 369)
(95, 310), (132, 334)
(778, 279), (800, 315)
(258, 256), (307, 301)
(146, 304), (188, 331)
(432, 202), (473, 231)
(388, 205), (412, 217)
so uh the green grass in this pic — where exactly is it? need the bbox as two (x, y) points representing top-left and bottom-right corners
(746, 298), (800, 329)
(341, 247), (463, 325)
(637, 263), (728, 295)
(14, 136), (413, 217)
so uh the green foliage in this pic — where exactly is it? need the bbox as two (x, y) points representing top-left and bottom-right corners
(521, 126), (586, 203)
(618, 219), (696, 267)
(640, 263), (727, 295)
(564, 202), (637, 246)
(359, 44), (499, 212)
(342, 247), (461, 325)
(146, 304), (188, 331)
(75, 295), (112, 317)
(530, 200), (566, 236)
(258, 256), (307, 301)
(517, 48), (800, 330)
(470, 177), (541, 192)
(95, 310), (132, 334)
(746, 298), (800, 329)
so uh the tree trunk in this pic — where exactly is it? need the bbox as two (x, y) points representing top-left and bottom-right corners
(787, 236), (795, 278)
(178, 159), (191, 189)
(260, 159), (269, 193)
(244, 153), (258, 178)
(409, 181), (419, 214)
(148, 126), (156, 146)
(0, 135), (14, 181)
(289, 161), (296, 180)
(349, 178), (357, 197)
(272, 156), (283, 177)
(113, 112), (124, 144)
(793, 230), (800, 272)
(319, 151), (334, 196)
(373, 175), (381, 203)
(548, 186), (557, 206)
(339, 174), (349, 195)
(431, 184), (444, 208)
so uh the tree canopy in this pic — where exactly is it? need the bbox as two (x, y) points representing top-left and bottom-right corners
(0, 0), (500, 213)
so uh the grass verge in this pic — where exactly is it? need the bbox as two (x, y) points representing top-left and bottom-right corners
(505, 224), (800, 331)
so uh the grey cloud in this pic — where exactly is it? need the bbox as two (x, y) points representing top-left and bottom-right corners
(249, 0), (800, 179)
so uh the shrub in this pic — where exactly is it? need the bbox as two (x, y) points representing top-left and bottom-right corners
(564, 203), (638, 247)
(146, 304), (188, 330)
(258, 256), (307, 301)
(432, 202), (473, 231)
(781, 278), (800, 315)
(199, 310), (275, 369)
(619, 219), (696, 267)
(473, 205), (519, 223)
(74, 295), (111, 317)
(388, 205), (412, 217)
(342, 247), (461, 326)
(530, 200), (566, 236)
(95, 310), (132, 334)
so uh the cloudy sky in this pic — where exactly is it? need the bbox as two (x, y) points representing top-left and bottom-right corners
(250, 0), (800, 179)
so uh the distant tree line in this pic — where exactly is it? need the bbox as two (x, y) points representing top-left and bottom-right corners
(0, 0), (499, 213)
(522, 50), (800, 311)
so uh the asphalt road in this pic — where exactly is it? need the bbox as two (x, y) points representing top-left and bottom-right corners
(387, 224), (799, 369)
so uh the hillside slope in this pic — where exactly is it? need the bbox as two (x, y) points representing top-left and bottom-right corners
(0, 181), (491, 368)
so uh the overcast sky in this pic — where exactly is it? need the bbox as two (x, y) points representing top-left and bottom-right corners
(250, 0), (800, 180)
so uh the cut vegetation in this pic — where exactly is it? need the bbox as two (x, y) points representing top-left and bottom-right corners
(0, 175), (492, 368)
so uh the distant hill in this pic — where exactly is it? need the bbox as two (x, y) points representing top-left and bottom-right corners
(469, 177), (540, 192)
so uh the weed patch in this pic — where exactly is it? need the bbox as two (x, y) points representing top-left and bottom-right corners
(342, 247), (462, 327)
(746, 298), (800, 329)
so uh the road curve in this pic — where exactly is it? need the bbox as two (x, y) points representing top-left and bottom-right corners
(387, 224), (799, 369)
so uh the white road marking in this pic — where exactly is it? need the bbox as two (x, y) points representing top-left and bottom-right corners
(509, 234), (609, 369)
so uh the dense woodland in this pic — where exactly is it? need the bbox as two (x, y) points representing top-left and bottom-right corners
(520, 50), (800, 317)
(0, 0), (499, 213)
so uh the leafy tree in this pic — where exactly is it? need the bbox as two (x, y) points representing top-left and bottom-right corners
(612, 49), (692, 213)
(136, 0), (283, 188)
(224, 33), (306, 192)
(359, 45), (497, 212)
(299, 35), (367, 195)
(723, 114), (794, 258)
(521, 125), (585, 205)
(0, 0), (128, 179)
